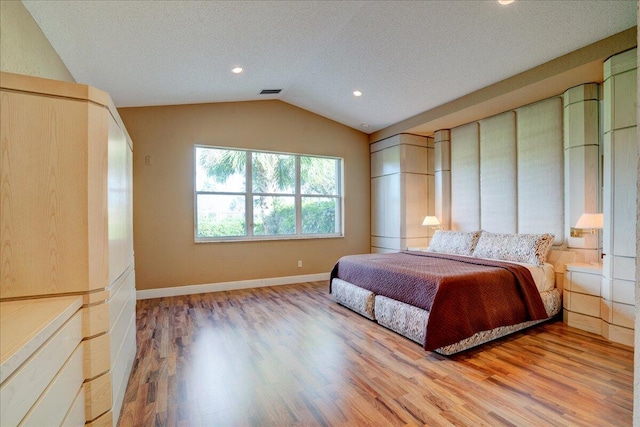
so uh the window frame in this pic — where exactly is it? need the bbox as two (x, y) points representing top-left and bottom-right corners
(194, 145), (344, 242)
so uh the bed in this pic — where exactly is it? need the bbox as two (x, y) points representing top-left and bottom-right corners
(330, 230), (562, 355)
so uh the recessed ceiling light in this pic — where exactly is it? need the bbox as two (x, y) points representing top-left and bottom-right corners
(360, 124), (370, 128)
(353, 90), (362, 97)
(232, 67), (243, 74)
(498, 0), (514, 4)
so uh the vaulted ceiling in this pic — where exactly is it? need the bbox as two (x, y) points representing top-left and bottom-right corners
(23, 0), (636, 134)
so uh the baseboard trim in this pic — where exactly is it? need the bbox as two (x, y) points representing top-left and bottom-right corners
(136, 272), (330, 300)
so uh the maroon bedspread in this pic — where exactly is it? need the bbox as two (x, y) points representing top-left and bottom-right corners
(330, 251), (549, 351)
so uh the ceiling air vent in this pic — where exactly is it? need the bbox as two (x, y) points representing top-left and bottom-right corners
(259, 89), (282, 95)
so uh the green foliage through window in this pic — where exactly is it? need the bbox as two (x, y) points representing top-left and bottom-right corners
(195, 146), (342, 240)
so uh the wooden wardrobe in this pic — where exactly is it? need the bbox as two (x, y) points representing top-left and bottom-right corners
(0, 72), (136, 426)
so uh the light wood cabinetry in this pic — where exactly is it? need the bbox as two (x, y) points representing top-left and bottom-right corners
(562, 49), (636, 347)
(433, 130), (451, 231)
(0, 296), (84, 427)
(601, 48), (636, 347)
(563, 83), (600, 263)
(563, 263), (603, 334)
(370, 134), (434, 252)
(0, 72), (136, 425)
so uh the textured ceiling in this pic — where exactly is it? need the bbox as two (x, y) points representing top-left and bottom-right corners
(23, 0), (636, 133)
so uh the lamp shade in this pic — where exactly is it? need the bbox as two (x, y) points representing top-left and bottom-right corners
(422, 216), (440, 227)
(575, 213), (603, 229)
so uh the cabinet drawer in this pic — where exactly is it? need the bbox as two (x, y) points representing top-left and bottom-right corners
(111, 312), (136, 423)
(612, 302), (635, 329)
(21, 343), (84, 426)
(568, 271), (600, 296)
(566, 292), (600, 317)
(612, 279), (635, 304)
(564, 311), (601, 335)
(108, 266), (135, 327)
(0, 310), (83, 427)
(62, 385), (86, 427)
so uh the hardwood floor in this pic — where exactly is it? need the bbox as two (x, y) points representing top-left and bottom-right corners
(118, 281), (634, 427)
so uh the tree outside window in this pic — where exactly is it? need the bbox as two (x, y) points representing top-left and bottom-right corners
(195, 146), (342, 241)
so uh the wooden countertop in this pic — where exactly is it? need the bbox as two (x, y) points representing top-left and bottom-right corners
(0, 295), (83, 383)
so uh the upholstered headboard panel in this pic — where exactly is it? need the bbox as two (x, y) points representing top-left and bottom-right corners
(516, 98), (564, 244)
(450, 97), (564, 245)
(450, 122), (480, 231)
(479, 111), (517, 234)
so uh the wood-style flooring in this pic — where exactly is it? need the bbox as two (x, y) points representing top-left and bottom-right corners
(118, 281), (634, 427)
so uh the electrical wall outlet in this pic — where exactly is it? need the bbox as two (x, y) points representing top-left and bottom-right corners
(297, 260), (302, 268)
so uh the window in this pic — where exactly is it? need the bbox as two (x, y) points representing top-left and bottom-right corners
(195, 146), (343, 241)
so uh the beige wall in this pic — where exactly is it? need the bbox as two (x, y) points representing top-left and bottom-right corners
(119, 100), (370, 291)
(0, 0), (74, 82)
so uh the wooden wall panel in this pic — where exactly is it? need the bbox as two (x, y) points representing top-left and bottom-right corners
(370, 134), (432, 251)
(383, 174), (401, 238)
(601, 49), (636, 346)
(379, 145), (401, 176)
(401, 144), (429, 174)
(434, 130), (451, 230)
(563, 83), (600, 258)
(516, 97), (564, 243)
(479, 112), (517, 234)
(565, 145), (600, 242)
(610, 126), (637, 258)
(370, 177), (383, 237)
(402, 173), (429, 238)
(370, 174), (401, 238)
(603, 49), (637, 132)
(450, 123), (480, 231)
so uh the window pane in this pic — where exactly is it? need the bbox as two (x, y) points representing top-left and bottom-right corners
(302, 197), (338, 234)
(301, 157), (338, 195)
(197, 194), (246, 237)
(253, 196), (295, 235)
(196, 147), (246, 192)
(252, 152), (295, 194)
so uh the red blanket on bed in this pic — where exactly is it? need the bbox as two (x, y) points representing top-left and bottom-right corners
(330, 251), (549, 351)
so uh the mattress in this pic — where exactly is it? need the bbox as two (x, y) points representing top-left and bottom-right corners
(430, 253), (556, 292)
(510, 261), (555, 292)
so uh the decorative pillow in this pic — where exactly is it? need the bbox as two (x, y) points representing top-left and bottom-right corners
(472, 232), (555, 266)
(427, 230), (481, 256)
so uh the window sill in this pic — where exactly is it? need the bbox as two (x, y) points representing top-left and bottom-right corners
(195, 234), (344, 243)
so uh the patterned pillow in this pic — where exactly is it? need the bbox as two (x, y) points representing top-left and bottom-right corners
(472, 232), (555, 266)
(427, 230), (481, 256)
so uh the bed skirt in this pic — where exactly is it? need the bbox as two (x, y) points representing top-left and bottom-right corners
(331, 278), (561, 355)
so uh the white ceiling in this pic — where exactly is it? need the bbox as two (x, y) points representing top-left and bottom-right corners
(23, 0), (636, 133)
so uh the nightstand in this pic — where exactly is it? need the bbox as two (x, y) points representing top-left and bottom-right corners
(563, 262), (603, 334)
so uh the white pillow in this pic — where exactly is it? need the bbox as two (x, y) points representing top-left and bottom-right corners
(427, 230), (481, 256)
(472, 232), (555, 266)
